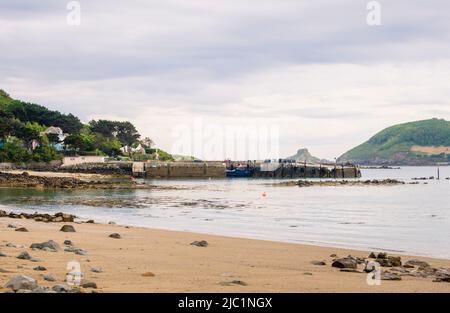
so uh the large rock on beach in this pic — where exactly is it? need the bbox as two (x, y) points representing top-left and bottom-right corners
(60, 225), (76, 232)
(4, 275), (38, 291)
(332, 256), (357, 269)
(30, 240), (60, 252)
(17, 251), (32, 260)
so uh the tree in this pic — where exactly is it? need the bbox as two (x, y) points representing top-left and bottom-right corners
(89, 119), (140, 146)
(0, 137), (31, 163)
(140, 137), (155, 148)
(6, 100), (83, 134)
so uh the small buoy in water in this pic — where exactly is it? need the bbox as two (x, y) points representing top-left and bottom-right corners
(262, 192), (267, 197)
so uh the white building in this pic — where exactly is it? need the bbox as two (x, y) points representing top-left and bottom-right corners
(62, 156), (106, 166)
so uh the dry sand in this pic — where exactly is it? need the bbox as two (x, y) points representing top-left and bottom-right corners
(1, 217), (449, 293)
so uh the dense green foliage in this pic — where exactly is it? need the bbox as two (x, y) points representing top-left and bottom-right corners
(0, 89), (169, 163)
(339, 118), (450, 163)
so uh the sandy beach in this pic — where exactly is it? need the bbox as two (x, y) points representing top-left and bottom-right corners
(1, 216), (449, 293)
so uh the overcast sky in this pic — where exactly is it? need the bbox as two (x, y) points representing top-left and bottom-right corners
(1, 0), (450, 160)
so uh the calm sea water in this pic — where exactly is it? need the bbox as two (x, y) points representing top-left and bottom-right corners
(1, 166), (449, 258)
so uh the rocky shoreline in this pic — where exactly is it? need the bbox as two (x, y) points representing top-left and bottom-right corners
(0, 171), (178, 190)
(271, 179), (408, 187)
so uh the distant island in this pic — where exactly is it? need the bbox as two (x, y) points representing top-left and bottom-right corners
(338, 118), (450, 166)
(287, 148), (330, 163)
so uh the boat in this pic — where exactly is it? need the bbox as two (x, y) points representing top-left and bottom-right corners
(226, 167), (254, 178)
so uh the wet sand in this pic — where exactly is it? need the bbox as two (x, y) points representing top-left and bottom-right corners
(1, 217), (449, 293)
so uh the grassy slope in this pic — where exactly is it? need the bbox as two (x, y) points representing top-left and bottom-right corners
(339, 118), (450, 162)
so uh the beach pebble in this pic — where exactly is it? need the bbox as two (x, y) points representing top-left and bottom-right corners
(4, 275), (38, 291)
(15, 227), (28, 232)
(6, 242), (17, 248)
(332, 256), (357, 269)
(219, 280), (248, 286)
(17, 251), (32, 260)
(141, 272), (155, 277)
(60, 225), (76, 232)
(63, 240), (73, 246)
(109, 233), (121, 239)
(81, 279), (97, 289)
(108, 221), (116, 225)
(311, 260), (326, 266)
(7, 224), (17, 229)
(43, 274), (56, 282)
(90, 267), (103, 273)
(30, 240), (60, 252)
(329, 254), (337, 258)
(0, 251), (6, 257)
(86, 220), (95, 224)
(64, 246), (87, 255)
(190, 240), (208, 247)
(33, 266), (47, 271)
(52, 284), (73, 293)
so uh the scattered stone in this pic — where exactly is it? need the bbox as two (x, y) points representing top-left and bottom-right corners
(6, 243), (17, 248)
(0, 251), (6, 257)
(108, 221), (116, 225)
(377, 252), (387, 259)
(15, 227), (28, 232)
(81, 279), (97, 289)
(33, 266), (47, 271)
(63, 240), (73, 246)
(219, 280), (248, 286)
(52, 284), (72, 293)
(0, 268), (11, 273)
(109, 233), (121, 239)
(303, 272), (313, 276)
(404, 259), (430, 268)
(86, 220), (95, 224)
(60, 225), (76, 232)
(30, 240), (60, 252)
(17, 251), (32, 260)
(64, 246), (87, 255)
(90, 267), (103, 273)
(4, 275), (38, 291)
(311, 260), (326, 266)
(332, 256), (357, 269)
(381, 271), (402, 281)
(7, 224), (17, 228)
(190, 240), (208, 247)
(329, 254), (337, 258)
(142, 272), (155, 277)
(43, 275), (56, 282)
(368, 252), (377, 258)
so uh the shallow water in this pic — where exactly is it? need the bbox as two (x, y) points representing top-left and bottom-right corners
(1, 166), (449, 259)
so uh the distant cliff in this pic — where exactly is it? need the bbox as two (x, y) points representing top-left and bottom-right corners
(338, 118), (450, 165)
(287, 148), (330, 163)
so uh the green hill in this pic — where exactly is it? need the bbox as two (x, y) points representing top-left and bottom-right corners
(338, 118), (450, 165)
